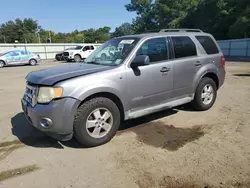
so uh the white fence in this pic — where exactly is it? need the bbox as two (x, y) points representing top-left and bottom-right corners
(0, 38), (249, 60)
(0, 43), (102, 59)
(217, 38), (250, 57)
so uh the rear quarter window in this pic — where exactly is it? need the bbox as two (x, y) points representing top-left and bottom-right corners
(171, 36), (197, 59)
(195, 36), (219, 55)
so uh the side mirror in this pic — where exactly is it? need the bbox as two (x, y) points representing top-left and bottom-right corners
(130, 55), (150, 68)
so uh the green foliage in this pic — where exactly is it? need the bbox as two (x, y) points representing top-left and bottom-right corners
(111, 23), (134, 37)
(126, 0), (250, 39)
(0, 1), (249, 43)
(0, 18), (39, 43)
(0, 18), (110, 43)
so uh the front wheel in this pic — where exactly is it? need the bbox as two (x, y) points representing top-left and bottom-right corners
(74, 97), (120, 147)
(74, 55), (81, 62)
(0, 61), (4, 68)
(192, 77), (217, 111)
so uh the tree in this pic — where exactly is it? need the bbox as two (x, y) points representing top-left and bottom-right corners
(0, 18), (40, 43)
(125, 0), (157, 32)
(111, 23), (134, 37)
(125, 0), (250, 39)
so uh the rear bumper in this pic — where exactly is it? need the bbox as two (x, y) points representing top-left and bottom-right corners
(218, 69), (226, 89)
(21, 97), (81, 141)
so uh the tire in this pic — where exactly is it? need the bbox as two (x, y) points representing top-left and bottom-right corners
(192, 77), (217, 111)
(74, 55), (81, 62)
(29, 59), (37, 66)
(74, 97), (120, 147)
(0, 61), (4, 68)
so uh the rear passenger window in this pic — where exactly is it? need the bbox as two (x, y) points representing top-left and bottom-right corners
(136, 37), (168, 63)
(195, 36), (219, 54)
(171, 36), (197, 58)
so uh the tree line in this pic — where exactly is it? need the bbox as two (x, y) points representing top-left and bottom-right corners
(0, 0), (249, 43)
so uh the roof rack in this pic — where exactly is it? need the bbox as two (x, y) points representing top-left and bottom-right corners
(160, 29), (203, 33)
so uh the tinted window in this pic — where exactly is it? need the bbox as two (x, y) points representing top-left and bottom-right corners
(84, 46), (91, 51)
(136, 37), (168, 63)
(196, 36), (219, 54)
(90, 46), (94, 50)
(172, 36), (197, 58)
(21, 51), (28, 55)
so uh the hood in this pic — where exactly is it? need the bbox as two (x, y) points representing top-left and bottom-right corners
(26, 63), (113, 85)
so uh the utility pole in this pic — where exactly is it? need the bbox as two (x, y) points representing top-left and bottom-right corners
(37, 33), (41, 43)
(48, 31), (52, 43)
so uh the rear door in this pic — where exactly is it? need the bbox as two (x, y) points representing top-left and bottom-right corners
(170, 36), (200, 97)
(20, 50), (30, 64)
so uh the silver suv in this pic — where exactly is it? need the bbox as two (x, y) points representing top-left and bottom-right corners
(21, 29), (225, 147)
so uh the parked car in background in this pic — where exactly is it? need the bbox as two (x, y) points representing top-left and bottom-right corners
(55, 47), (75, 61)
(0, 50), (41, 68)
(63, 45), (97, 62)
(21, 29), (225, 147)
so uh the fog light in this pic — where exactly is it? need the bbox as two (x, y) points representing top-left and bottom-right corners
(40, 118), (53, 128)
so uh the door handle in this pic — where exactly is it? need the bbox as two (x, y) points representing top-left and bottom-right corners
(195, 61), (202, 66)
(160, 67), (170, 72)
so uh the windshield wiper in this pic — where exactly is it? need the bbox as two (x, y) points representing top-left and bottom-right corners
(84, 61), (101, 65)
(84, 61), (117, 66)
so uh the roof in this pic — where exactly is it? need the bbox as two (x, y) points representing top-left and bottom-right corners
(117, 30), (211, 40)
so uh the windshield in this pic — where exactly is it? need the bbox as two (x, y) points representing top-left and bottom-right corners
(75, 46), (83, 50)
(84, 37), (139, 66)
(0, 51), (10, 56)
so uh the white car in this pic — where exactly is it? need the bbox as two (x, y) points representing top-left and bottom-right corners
(63, 45), (98, 62)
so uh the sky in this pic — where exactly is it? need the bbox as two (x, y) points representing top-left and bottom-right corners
(0, 0), (136, 32)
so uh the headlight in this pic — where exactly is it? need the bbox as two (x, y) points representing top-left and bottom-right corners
(37, 87), (63, 103)
(69, 52), (73, 55)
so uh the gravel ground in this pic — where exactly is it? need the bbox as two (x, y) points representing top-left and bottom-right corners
(0, 60), (249, 188)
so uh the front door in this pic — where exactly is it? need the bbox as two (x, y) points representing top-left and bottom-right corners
(5, 51), (21, 65)
(126, 37), (174, 111)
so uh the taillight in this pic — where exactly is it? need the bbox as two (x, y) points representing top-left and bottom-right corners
(220, 56), (225, 70)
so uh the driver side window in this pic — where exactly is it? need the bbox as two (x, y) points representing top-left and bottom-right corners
(136, 37), (169, 63)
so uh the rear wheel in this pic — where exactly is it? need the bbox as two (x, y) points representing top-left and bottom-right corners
(192, 77), (217, 111)
(29, 59), (37, 66)
(74, 97), (120, 147)
(0, 61), (4, 68)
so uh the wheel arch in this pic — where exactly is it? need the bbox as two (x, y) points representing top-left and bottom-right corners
(0, 59), (6, 65)
(202, 72), (219, 89)
(78, 92), (125, 122)
(74, 54), (82, 58)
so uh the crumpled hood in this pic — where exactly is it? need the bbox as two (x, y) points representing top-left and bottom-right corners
(26, 63), (113, 85)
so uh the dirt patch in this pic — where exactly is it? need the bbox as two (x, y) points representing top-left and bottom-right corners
(0, 164), (40, 182)
(0, 140), (25, 161)
(136, 172), (213, 188)
(127, 121), (205, 151)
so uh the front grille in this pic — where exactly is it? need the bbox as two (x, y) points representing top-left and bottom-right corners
(23, 84), (38, 107)
(63, 52), (69, 57)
